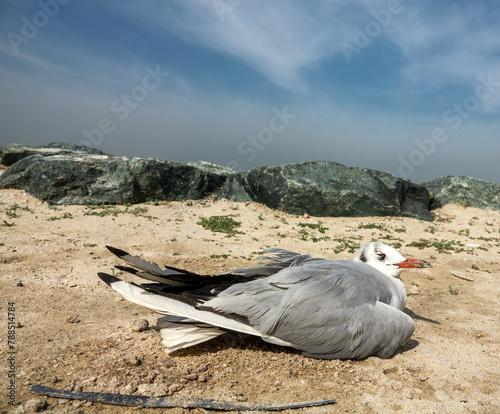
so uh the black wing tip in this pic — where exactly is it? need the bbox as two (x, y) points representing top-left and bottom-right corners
(105, 245), (130, 258)
(97, 272), (121, 286)
(115, 265), (139, 274)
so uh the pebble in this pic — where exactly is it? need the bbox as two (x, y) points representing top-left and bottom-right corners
(130, 319), (149, 332)
(127, 355), (142, 366)
(168, 383), (184, 394)
(65, 315), (81, 324)
(183, 373), (198, 381)
(122, 384), (138, 394)
(15, 398), (48, 413)
(137, 383), (151, 394)
(198, 373), (209, 382)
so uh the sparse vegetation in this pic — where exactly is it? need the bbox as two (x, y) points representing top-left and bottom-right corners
(333, 238), (361, 254)
(210, 254), (231, 259)
(197, 215), (244, 237)
(297, 221), (328, 233)
(4, 203), (34, 218)
(47, 212), (73, 221)
(406, 239), (464, 253)
(358, 223), (386, 231)
(6, 207), (18, 218)
(424, 226), (436, 234)
(83, 204), (153, 220)
(295, 221), (330, 242)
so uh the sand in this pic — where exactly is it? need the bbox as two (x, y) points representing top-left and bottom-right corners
(1, 185), (499, 413)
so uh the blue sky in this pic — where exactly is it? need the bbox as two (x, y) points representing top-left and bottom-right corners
(1, 0), (499, 183)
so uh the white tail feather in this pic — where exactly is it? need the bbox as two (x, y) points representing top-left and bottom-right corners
(157, 316), (224, 352)
(108, 279), (263, 337)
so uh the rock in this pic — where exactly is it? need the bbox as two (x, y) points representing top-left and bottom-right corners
(423, 175), (500, 210)
(121, 384), (137, 394)
(46, 142), (106, 154)
(183, 372), (199, 381)
(187, 160), (235, 177)
(130, 319), (149, 332)
(0, 142), (105, 166)
(127, 355), (142, 366)
(168, 383), (184, 394)
(15, 398), (49, 413)
(0, 153), (228, 205)
(218, 161), (433, 221)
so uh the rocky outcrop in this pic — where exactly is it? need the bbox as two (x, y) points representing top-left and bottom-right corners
(2, 142), (497, 219)
(423, 176), (500, 210)
(217, 161), (434, 221)
(0, 142), (106, 166)
(0, 153), (228, 205)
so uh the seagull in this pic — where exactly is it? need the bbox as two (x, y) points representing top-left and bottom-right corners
(98, 242), (431, 360)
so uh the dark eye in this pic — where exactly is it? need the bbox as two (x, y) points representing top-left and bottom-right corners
(376, 252), (386, 260)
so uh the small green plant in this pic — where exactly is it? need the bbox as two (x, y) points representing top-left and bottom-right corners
(258, 213), (264, 221)
(333, 238), (361, 254)
(449, 285), (459, 295)
(210, 254), (231, 259)
(406, 239), (463, 253)
(406, 240), (433, 249)
(84, 205), (122, 217)
(4, 203), (33, 217)
(394, 226), (406, 233)
(197, 215), (244, 237)
(6, 209), (17, 218)
(297, 221), (328, 234)
(424, 226), (436, 234)
(433, 239), (464, 252)
(358, 223), (387, 231)
(458, 229), (470, 237)
(47, 212), (73, 221)
(83, 204), (152, 220)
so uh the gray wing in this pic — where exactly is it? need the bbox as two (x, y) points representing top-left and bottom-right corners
(206, 260), (414, 360)
(230, 248), (326, 277)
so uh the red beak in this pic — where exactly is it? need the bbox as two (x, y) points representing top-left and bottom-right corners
(395, 258), (432, 269)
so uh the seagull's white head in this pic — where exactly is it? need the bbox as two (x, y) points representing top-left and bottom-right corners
(353, 242), (432, 279)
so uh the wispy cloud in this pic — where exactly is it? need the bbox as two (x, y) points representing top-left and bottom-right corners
(112, 0), (500, 103)
(388, 2), (500, 85)
(116, 0), (357, 92)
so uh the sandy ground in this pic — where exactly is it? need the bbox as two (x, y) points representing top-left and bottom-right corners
(1, 184), (499, 414)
